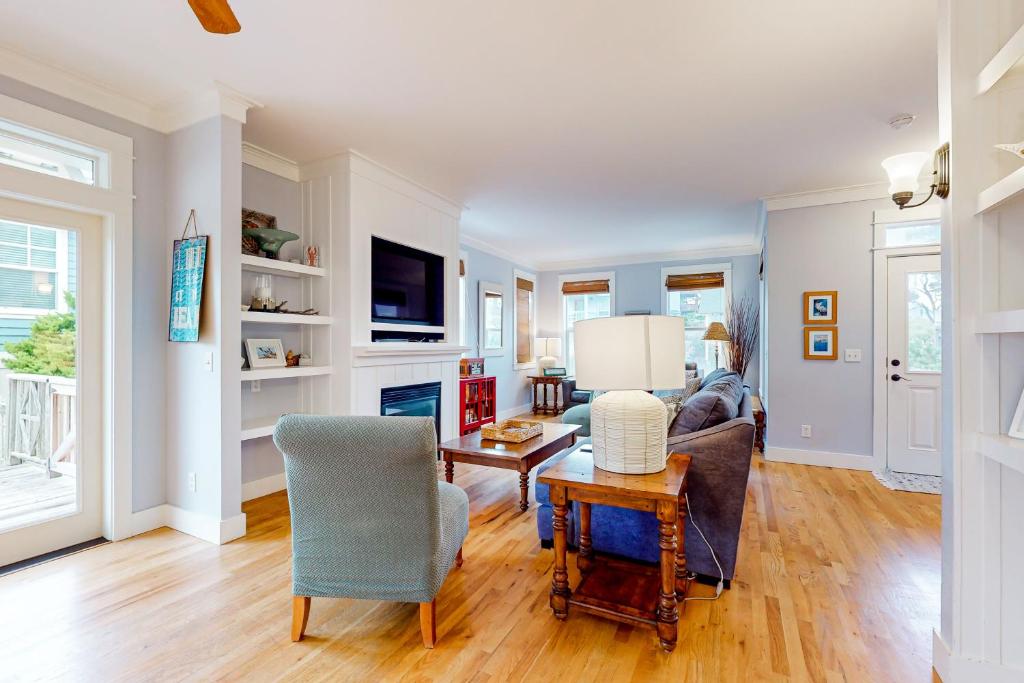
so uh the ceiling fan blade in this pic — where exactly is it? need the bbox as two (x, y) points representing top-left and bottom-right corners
(188, 0), (241, 34)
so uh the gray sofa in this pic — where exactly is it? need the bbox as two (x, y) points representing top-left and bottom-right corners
(537, 384), (755, 586)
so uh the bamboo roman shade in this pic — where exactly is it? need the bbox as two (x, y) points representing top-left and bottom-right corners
(515, 277), (534, 292)
(664, 272), (725, 291)
(561, 279), (610, 295)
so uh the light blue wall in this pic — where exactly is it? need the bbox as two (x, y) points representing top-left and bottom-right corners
(537, 254), (762, 390)
(460, 244), (536, 415)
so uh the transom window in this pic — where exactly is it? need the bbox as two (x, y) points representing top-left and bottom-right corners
(0, 119), (102, 186)
(884, 222), (940, 248)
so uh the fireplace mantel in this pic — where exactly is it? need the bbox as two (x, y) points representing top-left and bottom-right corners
(352, 343), (469, 368)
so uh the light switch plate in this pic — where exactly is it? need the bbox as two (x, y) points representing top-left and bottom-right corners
(844, 348), (862, 362)
(801, 425), (812, 438)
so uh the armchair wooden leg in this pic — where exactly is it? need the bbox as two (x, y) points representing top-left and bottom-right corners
(419, 600), (437, 648)
(456, 548), (464, 568)
(291, 596), (311, 642)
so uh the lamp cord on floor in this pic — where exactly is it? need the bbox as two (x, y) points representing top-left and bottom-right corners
(683, 492), (724, 602)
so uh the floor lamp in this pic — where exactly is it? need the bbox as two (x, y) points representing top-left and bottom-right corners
(702, 322), (731, 369)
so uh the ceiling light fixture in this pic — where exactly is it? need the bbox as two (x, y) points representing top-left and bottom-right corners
(881, 143), (950, 209)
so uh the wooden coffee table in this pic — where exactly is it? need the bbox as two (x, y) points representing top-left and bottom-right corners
(538, 449), (692, 652)
(439, 422), (581, 511)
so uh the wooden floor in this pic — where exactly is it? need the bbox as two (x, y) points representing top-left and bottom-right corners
(0, 453), (940, 682)
(0, 462), (75, 533)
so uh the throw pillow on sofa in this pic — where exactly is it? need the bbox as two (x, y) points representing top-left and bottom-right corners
(700, 372), (744, 406)
(668, 387), (740, 436)
(700, 367), (731, 389)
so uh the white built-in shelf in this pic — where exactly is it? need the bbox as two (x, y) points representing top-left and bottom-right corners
(240, 254), (326, 278)
(975, 309), (1024, 334)
(976, 166), (1024, 214)
(977, 433), (1024, 475)
(241, 311), (333, 325)
(241, 366), (334, 382)
(977, 22), (1024, 96)
(241, 418), (278, 441)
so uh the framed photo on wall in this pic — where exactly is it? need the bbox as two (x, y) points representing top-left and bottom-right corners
(803, 290), (837, 325)
(804, 326), (838, 360)
(245, 338), (287, 369)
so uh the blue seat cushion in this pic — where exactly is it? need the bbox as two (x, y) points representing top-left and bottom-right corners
(562, 404), (591, 437)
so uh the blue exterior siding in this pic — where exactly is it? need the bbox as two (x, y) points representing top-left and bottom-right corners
(0, 229), (77, 349)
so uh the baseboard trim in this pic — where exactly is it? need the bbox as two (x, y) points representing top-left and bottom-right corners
(933, 629), (1024, 683)
(128, 505), (246, 545)
(763, 446), (874, 471)
(498, 402), (534, 421)
(241, 472), (287, 502)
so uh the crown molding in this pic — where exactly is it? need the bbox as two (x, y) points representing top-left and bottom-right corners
(762, 181), (891, 212)
(535, 242), (762, 272)
(0, 45), (261, 134)
(458, 233), (538, 270)
(242, 142), (300, 182)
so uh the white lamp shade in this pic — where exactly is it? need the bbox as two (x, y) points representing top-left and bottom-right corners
(534, 337), (562, 358)
(574, 315), (685, 391)
(881, 152), (930, 195)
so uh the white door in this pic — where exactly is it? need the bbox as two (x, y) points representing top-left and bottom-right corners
(886, 254), (942, 475)
(0, 197), (103, 567)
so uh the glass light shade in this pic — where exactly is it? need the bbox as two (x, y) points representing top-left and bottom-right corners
(881, 152), (930, 195)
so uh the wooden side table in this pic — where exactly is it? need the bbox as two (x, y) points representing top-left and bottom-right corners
(538, 450), (692, 652)
(529, 375), (565, 415)
(751, 395), (766, 452)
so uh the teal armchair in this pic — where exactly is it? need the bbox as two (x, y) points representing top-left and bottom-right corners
(274, 415), (469, 648)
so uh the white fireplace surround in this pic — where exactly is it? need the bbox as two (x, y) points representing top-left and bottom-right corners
(352, 360), (462, 441)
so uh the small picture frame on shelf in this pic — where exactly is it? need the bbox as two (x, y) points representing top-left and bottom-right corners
(1010, 387), (1024, 440)
(804, 326), (838, 360)
(803, 290), (837, 325)
(245, 338), (287, 369)
(542, 367), (567, 376)
(460, 357), (485, 377)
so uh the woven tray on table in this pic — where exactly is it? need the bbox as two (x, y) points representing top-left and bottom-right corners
(481, 419), (544, 443)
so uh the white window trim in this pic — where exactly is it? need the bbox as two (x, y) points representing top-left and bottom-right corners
(660, 262), (733, 316)
(560, 270), (616, 375)
(0, 92), (133, 543)
(872, 204), (941, 250)
(513, 268), (538, 370)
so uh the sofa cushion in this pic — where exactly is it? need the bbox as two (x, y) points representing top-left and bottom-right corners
(700, 367), (730, 389)
(668, 389), (739, 436)
(569, 390), (591, 403)
(700, 372), (744, 405)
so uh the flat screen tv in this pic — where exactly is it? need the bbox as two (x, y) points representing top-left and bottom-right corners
(371, 236), (445, 327)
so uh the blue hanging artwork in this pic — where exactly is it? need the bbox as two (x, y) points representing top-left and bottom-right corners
(168, 209), (208, 342)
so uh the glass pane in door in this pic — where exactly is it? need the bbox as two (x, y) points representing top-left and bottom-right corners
(906, 271), (941, 373)
(0, 220), (78, 533)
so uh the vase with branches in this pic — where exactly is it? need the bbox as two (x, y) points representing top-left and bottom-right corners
(725, 296), (759, 380)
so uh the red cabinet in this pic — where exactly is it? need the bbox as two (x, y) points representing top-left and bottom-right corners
(459, 376), (496, 435)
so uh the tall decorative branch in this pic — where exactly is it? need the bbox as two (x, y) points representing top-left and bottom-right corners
(725, 296), (760, 381)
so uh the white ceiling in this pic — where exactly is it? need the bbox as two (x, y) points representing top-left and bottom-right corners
(0, 1), (938, 267)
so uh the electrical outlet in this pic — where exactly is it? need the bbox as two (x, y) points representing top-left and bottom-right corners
(800, 425), (812, 438)
(188, 472), (197, 492)
(251, 379), (261, 393)
(844, 348), (862, 362)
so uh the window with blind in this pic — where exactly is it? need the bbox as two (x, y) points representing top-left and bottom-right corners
(0, 219), (70, 313)
(562, 276), (612, 375)
(514, 275), (535, 365)
(663, 268), (729, 377)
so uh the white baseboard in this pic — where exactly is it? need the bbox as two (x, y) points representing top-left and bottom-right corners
(498, 402), (534, 421)
(242, 472), (287, 502)
(127, 504), (246, 545)
(933, 629), (1024, 682)
(763, 446), (874, 471)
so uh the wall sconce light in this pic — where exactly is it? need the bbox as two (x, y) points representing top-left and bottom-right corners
(881, 143), (950, 209)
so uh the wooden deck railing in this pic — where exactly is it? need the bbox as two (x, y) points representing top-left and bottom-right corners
(0, 374), (77, 478)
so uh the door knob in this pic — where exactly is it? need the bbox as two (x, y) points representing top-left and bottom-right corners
(891, 373), (911, 382)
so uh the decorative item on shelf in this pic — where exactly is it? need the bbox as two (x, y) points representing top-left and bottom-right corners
(803, 290), (837, 324)
(995, 142), (1024, 159)
(725, 295), (760, 380)
(242, 208), (298, 259)
(241, 234), (260, 256)
(285, 350), (300, 367)
(168, 209), (208, 343)
(460, 357), (485, 377)
(702, 321), (731, 369)
(298, 353), (312, 367)
(575, 315), (686, 474)
(251, 273), (275, 311)
(804, 326), (838, 360)
(481, 419), (544, 443)
(881, 143), (950, 209)
(304, 245), (320, 268)
(542, 367), (567, 377)
(534, 337), (563, 371)
(244, 338), (286, 368)
(240, 304), (250, 311)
